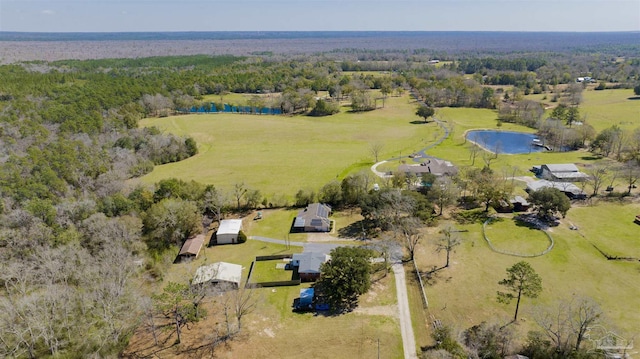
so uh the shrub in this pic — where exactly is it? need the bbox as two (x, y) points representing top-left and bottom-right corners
(237, 230), (247, 243)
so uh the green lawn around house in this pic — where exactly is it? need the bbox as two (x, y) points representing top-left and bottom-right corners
(249, 259), (294, 283)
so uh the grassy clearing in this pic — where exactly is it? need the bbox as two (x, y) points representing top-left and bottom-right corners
(242, 208), (306, 241)
(138, 95), (436, 198)
(484, 216), (553, 255)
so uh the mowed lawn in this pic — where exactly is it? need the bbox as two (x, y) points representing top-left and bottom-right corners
(483, 216), (553, 255)
(139, 95), (434, 198)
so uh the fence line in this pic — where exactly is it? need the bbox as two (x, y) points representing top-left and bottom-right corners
(482, 217), (554, 257)
(413, 260), (429, 308)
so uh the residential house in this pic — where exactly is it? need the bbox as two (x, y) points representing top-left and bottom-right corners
(398, 158), (458, 177)
(293, 203), (332, 232)
(291, 252), (330, 282)
(192, 261), (243, 289)
(215, 219), (243, 244)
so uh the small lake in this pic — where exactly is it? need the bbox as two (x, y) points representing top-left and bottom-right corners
(466, 130), (546, 154)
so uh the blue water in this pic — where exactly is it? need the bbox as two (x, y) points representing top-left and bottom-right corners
(466, 130), (545, 154)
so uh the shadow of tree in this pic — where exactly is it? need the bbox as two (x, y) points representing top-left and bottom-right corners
(337, 219), (375, 240)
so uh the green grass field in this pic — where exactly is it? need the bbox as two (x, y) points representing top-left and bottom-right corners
(139, 95), (436, 199)
(484, 216), (553, 255)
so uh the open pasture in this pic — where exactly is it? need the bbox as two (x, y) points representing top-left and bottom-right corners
(417, 214), (640, 343)
(139, 95), (435, 197)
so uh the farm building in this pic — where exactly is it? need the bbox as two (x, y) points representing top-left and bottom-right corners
(538, 164), (589, 182)
(526, 180), (587, 199)
(293, 203), (332, 232)
(177, 234), (205, 261)
(398, 158), (458, 177)
(192, 261), (243, 289)
(215, 219), (243, 244)
(291, 252), (330, 281)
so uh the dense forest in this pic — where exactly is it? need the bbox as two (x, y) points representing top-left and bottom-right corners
(0, 42), (638, 357)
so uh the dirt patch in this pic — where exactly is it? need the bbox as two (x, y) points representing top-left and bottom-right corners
(307, 232), (353, 242)
(353, 305), (399, 319)
(262, 328), (275, 338)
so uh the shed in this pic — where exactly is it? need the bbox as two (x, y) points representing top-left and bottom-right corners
(216, 219), (243, 244)
(192, 261), (243, 289)
(177, 234), (205, 260)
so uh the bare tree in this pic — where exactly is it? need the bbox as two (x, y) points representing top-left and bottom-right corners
(468, 143), (481, 166)
(620, 160), (640, 195)
(370, 142), (384, 163)
(533, 297), (602, 354)
(587, 165), (609, 197)
(435, 226), (462, 269)
(233, 286), (259, 333)
(394, 216), (422, 262)
(203, 185), (228, 224)
(233, 182), (247, 209)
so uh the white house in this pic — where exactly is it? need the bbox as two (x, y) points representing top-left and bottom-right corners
(216, 219), (243, 244)
(192, 261), (243, 288)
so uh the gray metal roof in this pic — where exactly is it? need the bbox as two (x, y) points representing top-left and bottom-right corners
(192, 261), (242, 286)
(543, 163), (579, 172)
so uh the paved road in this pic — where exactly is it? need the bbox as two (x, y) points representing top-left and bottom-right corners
(250, 235), (345, 253)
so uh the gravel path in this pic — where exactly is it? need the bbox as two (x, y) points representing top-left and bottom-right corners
(393, 261), (418, 359)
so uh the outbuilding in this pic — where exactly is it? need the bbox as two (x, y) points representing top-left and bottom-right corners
(215, 219), (243, 244)
(192, 261), (243, 289)
(177, 234), (205, 261)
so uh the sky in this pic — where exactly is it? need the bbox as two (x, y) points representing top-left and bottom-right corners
(0, 0), (638, 33)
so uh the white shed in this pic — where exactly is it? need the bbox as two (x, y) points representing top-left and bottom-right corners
(216, 219), (243, 244)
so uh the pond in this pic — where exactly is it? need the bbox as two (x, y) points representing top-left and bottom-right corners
(466, 130), (547, 154)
